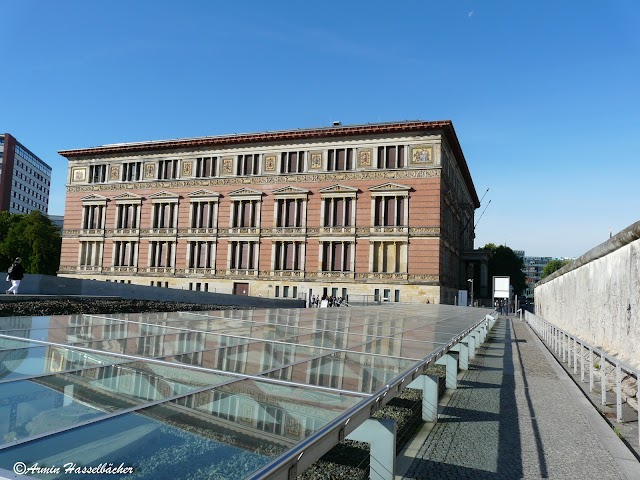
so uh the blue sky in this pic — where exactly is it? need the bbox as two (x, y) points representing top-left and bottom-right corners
(2, 1), (638, 258)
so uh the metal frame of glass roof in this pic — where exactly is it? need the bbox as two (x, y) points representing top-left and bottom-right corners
(0, 304), (495, 480)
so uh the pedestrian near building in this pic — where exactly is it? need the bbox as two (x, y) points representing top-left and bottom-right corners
(6, 257), (25, 295)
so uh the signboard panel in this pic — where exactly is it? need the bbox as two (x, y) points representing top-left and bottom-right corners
(493, 276), (510, 299)
(458, 290), (468, 307)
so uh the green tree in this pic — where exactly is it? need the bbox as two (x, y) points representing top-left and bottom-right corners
(0, 211), (61, 274)
(541, 259), (570, 279)
(483, 243), (527, 296)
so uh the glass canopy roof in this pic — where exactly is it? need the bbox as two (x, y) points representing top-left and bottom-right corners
(0, 304), (492, 480)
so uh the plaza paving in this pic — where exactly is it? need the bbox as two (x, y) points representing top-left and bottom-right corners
(398, 317), (640, 479)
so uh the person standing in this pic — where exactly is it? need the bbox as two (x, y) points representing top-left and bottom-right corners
(6, 257), (24, 295)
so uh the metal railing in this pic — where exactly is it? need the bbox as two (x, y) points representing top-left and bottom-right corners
(524, 310), (639, 447)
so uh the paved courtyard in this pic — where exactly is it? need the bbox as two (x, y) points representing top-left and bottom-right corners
(400, 317), (640, 479)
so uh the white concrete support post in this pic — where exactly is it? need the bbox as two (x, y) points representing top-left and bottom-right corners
(449, 342), (469, 370)
(589, 347), (595, 392)
(465, 334), (477, 360)
(346, 418), (397, 480)
(601, 352), (607, 407)
(436, 353), (458, 390)
(580, 342), (585, 383)
(407, 374), (439, 421)
(616, 363), (622, 423)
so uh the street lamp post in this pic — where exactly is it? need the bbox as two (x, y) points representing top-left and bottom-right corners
(467, 278), (474, 307)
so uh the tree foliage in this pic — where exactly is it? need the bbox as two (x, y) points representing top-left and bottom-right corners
(0, 211), (61, 274)
(483, 243), (527, 296)
(541, 259), (571, 279)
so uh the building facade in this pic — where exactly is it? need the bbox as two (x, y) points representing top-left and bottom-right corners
(0, 133), (52, 214)
(58, 121), (480, 304)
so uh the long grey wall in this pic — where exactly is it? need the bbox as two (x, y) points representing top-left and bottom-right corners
(7, 274), (304, 309)
(535, 220), (640, 368)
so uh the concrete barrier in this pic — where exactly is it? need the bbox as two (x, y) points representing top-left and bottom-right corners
(535, 220), (640, 368)
(2, 274), (305, 309)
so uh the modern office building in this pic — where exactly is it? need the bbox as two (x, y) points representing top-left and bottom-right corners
(58, 120), (485, 304)
(0, 133), (52, 215)
(515, 252), (553, 298)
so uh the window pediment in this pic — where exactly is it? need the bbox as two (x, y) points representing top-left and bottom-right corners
(80, 194), (108, 205)
(113, 192), (143, 204)
(149, 191), (180, 203)
(273, 186), (310, 198)
(188, 189), (221, 201)
(369, 183), (411, 196)
(229, 188), (264, 198)
(319, 184), (358, 198)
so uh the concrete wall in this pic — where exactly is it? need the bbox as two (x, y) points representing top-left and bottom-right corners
(535, 220), (640, 368)
(6, 274), (305, 309)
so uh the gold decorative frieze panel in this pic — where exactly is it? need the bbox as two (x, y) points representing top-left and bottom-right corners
(309, 151), (323, 170)
(369, 226), (409, 235)
(67, 168), (441, 193)
(111, 228), (140, 236)
(272, 270), (304, 278)
(185, 268), (216, 275)
(78, 229), (105, 236)
(317, 271), (355, 279)
(410, 145), (434, 165)
(111, 266), (138, 273)
(182, 161), (193, 177)
(144, 163), (156, 179)
(222, 157), (234, 174)
(226, 227), (261, 236)
(180, 227), (218, 236)
(267, 227), (306, 236)
(145, 267), (175, 274)
(368, 273), (408, 281)
(264, 155), (277, 172)
(78, 266), (103, 272)
(71, 167), (87, 183)
(357, 148), (372, 168)
(110, 165), (120, 181)
(319, 227), (356, 235)
(148, 228), (178, 236)
(226, 269), (259, 277)
(409, 227), (440, 236)
(408, 274), (440, 282)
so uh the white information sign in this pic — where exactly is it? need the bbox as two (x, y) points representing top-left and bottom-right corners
(493, 276), (510, 299)
(458, 290), (468, 307)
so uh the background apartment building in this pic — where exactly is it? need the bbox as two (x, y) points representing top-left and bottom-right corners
(58, 121), (481, 304)
(0, 133), (51, 214)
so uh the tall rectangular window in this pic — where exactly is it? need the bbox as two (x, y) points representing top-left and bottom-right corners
(374, 197), (405, 226)
(377, 145), (405, 169)
(232, 200), (258, 228)
(327, 149), (353, 171)
(321, 241), (352, 272)
(273, 241), (302, 270)
(88, 165), (107, 183)
(372, 241), (406, 273)
(195, 157), (217, 177)
(158, 160), (178, 180)
(116, 204), (140, 229)
(323, 197), (353, 227)
(188, 241), (215, 269)
(121, 162), (142, 181)
(82, 205), (105, 229)
(280, 151), (305, 173)
(190, 201), (217, 228)
(113, 241), (138, 267)
(152, 203), (178, 228)
(230, 241), (258, 270)
(275, 199), (302, 227)
(237, 154), (259, 176)
(149, 241), (175, 267)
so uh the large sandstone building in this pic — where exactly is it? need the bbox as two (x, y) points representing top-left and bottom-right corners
(58, 120), (482, 304)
